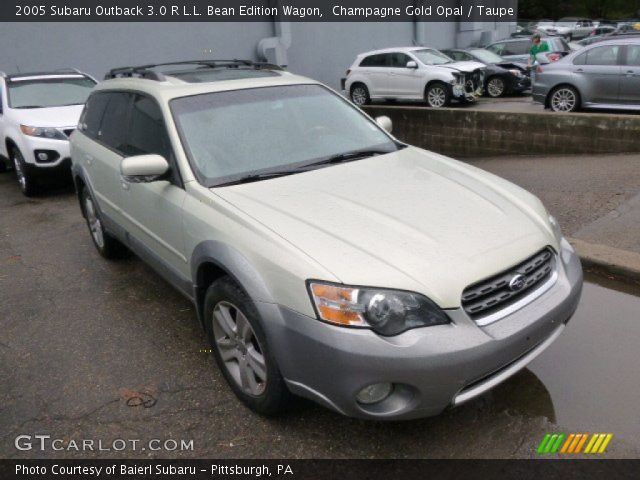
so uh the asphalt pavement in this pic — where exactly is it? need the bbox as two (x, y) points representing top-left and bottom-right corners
(1, 163), (640, 459)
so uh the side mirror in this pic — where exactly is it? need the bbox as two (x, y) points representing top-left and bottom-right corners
(406, 60), (418, 69)
(375, 116), (393, 134)
(121, 154), (169, 183)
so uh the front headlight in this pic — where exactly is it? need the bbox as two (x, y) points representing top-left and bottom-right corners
(20, 125), (67, 141)
(308, 282), (450, 336)
(508, 69), (523, 77)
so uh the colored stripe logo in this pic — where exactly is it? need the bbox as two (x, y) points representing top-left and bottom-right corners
(537, 433), (613, 454)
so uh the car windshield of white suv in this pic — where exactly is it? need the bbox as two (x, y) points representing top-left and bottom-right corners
(411, 49), (453, 65)
(171, 84), (399, 187)
(469, 49), (504, 63)
(8, 76), (96, 109)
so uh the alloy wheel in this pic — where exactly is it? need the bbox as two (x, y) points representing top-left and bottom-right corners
(13, 155), (26, 191)
(551, 88), (577, 112)
(84, 195), (105, 249)
(487, 78), (505, 97)
(351, 87), (368, 106)
(212, 301), (267, 396)
(427, 87), (447, 107)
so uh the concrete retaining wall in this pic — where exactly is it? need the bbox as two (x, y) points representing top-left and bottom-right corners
(363, 106), (640, 157)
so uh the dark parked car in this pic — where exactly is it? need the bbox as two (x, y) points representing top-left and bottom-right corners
(442, 48), (531, 97)
(485, 37), (571, 64)
(533, 38), (640, 112)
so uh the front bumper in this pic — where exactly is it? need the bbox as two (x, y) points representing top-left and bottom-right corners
(20, 134), (72, 171)
(258, 240), (582, 420)
(512, 75), (532, 92)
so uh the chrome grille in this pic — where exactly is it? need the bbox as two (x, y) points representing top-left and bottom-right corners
(462, 248), (555, 321)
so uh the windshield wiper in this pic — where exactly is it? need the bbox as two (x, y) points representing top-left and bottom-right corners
(304, 149), (391, 168)
(213, 169), (301, 187)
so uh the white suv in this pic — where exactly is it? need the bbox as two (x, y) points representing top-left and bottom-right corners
(0, 69), (96, 195)
(343, 47), (486, 108)
(71, 60), (582, 420)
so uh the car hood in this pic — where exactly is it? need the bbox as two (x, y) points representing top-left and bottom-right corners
(495, 61), (528, 72)
(9, 104), (84, 128)
(437, 61), (486, 73)
(213, 147), (556, 308)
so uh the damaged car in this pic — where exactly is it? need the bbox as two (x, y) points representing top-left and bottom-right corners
(343, 47), (485, 108)
(442, 48), (531, 97)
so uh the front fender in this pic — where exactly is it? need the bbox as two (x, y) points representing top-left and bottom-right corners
(191, 240), (276, 324)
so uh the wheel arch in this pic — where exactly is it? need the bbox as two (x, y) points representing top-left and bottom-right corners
(545, 83), (581, 109)
(191, 241), (275, 328)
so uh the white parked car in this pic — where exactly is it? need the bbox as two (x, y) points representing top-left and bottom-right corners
(70, 60), (582, 419)
(545, 18), (595, 40)
(0, 69), (96, 195)
(342, 47), (486, 108)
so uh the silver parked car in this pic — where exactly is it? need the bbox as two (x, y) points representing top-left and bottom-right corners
(533, 38), (640, 112)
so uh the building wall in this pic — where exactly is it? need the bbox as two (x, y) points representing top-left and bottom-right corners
(0, 21), (514, 88)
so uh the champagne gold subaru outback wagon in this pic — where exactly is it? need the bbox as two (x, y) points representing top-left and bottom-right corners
(70, 60), (583, 419)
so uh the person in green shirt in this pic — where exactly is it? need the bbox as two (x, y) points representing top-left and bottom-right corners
(528, 33), (549, 84)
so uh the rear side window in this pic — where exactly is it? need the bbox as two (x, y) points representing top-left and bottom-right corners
(79, 92), (110, 138)
(487, 43), (504, 55)
(584, 45), (620, 65)
(359, 54), (388, 67)
(122, 95), (172, 160)
(503, 41), (529, 55)
(98, 92), (132, 153)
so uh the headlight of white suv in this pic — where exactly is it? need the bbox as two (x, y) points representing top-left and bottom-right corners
(20, 125), (67, 141)
(548, 214), (563, 242)
(308, 281), (450, 336)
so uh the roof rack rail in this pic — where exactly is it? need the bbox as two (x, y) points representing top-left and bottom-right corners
(104, 59), (283, 81)
(55, 68), (84, 74)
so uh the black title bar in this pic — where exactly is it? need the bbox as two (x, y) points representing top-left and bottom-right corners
(3, 0), (518, 22)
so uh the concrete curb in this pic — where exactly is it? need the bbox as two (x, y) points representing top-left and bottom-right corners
(569, 237), (640, 283)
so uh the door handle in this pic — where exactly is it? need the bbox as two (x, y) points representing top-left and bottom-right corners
(575, 68), (584, 73)
(121, 178), (130, 191)
(625, 70), (635, 76)
(85, 154), (94, 166)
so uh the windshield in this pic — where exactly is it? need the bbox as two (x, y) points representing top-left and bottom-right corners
(7, 76), (96, 108)
(538, 21), (554, 26)
(412, 49), (453, 65)
(469, 49), (504, 63)
(556, 21), (576, 27)
(171, 84), (397, 187)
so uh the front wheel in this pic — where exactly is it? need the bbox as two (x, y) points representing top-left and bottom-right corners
(486, 76), (506, 98)
(425, 82), (451, 108)
(549, 86), (580, 112)
(204, 277), (291, 416)
(12, 148), (37, 197)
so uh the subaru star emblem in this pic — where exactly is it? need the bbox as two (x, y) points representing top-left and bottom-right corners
(509, 274), (526, 291)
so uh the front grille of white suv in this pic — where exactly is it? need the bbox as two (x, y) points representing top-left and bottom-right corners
(461, 248), (556, 323)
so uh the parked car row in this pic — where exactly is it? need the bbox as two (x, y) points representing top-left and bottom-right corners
(0, 58), (584, 421)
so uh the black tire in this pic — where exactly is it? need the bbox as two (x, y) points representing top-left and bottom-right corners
(204, 276), (291, 416)
(548, 85), (580, 113)
(80, 187), (126, 259)
(350, 83), (370, 106)
(0, 159), (7, 173)
(425, 82), (451, 108)
(485, 76), (507, 98)
(11, 148), (37, 197)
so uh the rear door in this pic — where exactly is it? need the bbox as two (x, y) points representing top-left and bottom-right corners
(572, 44), (622, 103)
(357, 54), (390, 97)
(0, 79), (7, 159)
(75, 91), (132, 227)
(619, 44), (640, 104)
